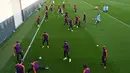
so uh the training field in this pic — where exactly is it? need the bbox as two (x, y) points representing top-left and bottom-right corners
(0, 0), (130, 73)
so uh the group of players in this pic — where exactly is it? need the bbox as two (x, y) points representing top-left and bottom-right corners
(13, 1), (107, 73)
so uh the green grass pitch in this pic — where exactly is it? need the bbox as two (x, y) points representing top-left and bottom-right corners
(0, 0), (130, 73)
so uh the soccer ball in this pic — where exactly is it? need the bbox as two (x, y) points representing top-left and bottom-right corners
(39, 56), (42, 60)
(76, 26), (78, 28)
(96, 45), (99, 47)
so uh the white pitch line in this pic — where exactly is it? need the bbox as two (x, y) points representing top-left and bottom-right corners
(82, 0), (130, 28)
(22, 0), (53, 61)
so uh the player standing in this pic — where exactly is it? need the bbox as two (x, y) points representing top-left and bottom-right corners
(45, 11), (48, 21)
(77, 17), (81, 28)
(50, 4), (54, 12)
(42, 32), (49, 48)
(13, 41), (24, 61)
(65, 11), (69, 18)
(68, 18), (73, 31)
(74, 4), (77, 13)
(62, 1), (65, 8)
(64, 16), (69, 26)
(75, 16), (78, 26)
(28, 60), (49, 73)
(63, 41), (71, 62)
(83, 64), (90, 73)
(45, 5), (48, 11)
(83, 12), (86, 22)
(58, 4), (60, 12)
(101, 46), (108, 69)
(15, 60), (25, 73)
(36, 16), (40, 26)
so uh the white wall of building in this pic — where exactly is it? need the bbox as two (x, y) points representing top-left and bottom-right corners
(12, 0), (23, 29)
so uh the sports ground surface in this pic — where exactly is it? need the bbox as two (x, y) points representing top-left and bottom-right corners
(0, 0), (130, 73)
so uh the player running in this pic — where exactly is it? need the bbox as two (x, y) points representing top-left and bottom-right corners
(74, 4), (77, 13)
(42, 32), (49, 48)
(15, 60), (25, 73)
(64, 16), (69, 26)
(92, 13), (101, 24)
(83, 12), (86, 22)
(63, 41), (71, 62)
(68, 18), (73, 31)
(28, 60), (49, 73)
(83, 64), (90, 73)
(101, 46), (108, 69)
(45, 11), (48, 21)
(13, 41), (24, 61)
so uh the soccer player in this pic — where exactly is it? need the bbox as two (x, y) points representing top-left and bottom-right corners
(45, 11), (48, 21)
(68, 18), (73, 31)
(15, 60), (25, 73)
(103, 6), (106, 12)
(42, 32), (49, 48)
(45, 5), (48, 11)
(64, 16), (68, 26)
(74, 4), (77, 13)
(58, 7), (62, 14)
(58, 4), (60, 12)
(83, 64), (90, 73)
(75, 16), (78, 25)
(50, 4), (54, 12)
(101, 46), (108, 69)
(77, 17), (81, 28)
(94, 13), (101, 24)
(36, 16), (40, 25)
(62, 1), (65, 8)
(28, 60), (49, 73)
(13, 41), (24, 61)
(105, 6), (108, 12)
(65, 11), (69, 18)
(63, 41), (71, 62)
(83, 12), (86, 22)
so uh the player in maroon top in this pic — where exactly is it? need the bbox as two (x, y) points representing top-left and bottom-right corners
(15, 60), (25, 73)
(64, 16), (69, 25)
(58, 7), (62, 14)
(50, 4), (54, 12)
(101, 46), (108, 69)
(36, 16), (40, 25)
(45, 5), (48, 10)
(42, 32), (50, 48)
(45, 11), (48, 21)
(68, 18), (73, 31)
(74, 4), (77, 13)
(28, 60), (49, 73)
(65, 11), (68, 18)
(13, 41), (23, 61)
(83, 12), (86, 22)
(75, 16), (78, 25)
